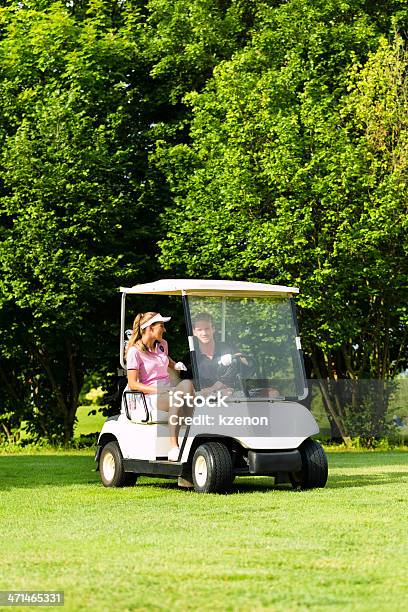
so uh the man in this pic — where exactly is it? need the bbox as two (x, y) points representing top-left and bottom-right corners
(182, 312), (248, 395)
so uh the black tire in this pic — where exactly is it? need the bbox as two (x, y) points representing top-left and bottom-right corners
(192, 442), (234, 493)
(290, 439), (328, 490)
(99, 441), (137, 487)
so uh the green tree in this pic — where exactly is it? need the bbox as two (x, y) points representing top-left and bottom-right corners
(156, 1), (408, 442)
(0, 1), (158, 442)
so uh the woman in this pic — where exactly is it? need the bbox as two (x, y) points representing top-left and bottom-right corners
(125, 311), (192, 461)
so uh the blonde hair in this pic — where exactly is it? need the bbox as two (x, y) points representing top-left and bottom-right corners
(125, 312), (158, 356)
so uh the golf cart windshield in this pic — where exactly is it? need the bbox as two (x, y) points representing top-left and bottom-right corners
(188, 296), (306, 401)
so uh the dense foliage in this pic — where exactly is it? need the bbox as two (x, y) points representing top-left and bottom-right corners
(0, 0), (407, 443)
(156, 1), (408, 441)
(0, 1), (159, 441)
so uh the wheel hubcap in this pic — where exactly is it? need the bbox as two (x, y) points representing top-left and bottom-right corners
(194, 455), (208, 487)
(102, 452), (116, 482)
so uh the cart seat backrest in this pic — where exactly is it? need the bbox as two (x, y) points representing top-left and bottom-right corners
(122, 391), (169, 424)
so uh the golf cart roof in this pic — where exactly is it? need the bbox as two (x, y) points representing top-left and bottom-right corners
(120, 279), (299, 297)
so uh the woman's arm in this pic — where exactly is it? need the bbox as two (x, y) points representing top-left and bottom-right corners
(168, 356), (188, 372)
(127, 369), (156, 394)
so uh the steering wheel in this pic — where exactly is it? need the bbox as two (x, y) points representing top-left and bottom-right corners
(216, 354), (256, 390)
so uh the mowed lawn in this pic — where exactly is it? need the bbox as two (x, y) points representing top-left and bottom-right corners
(0, 451), (407, 611)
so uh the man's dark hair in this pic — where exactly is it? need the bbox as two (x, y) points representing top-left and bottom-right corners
(192, 311), (215, 328)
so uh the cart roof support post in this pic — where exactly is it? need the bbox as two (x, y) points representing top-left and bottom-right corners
(120, 292), (126, 370)
(181, 290), (201, 392)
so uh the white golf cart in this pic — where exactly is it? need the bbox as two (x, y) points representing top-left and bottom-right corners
(95, 279), (328, 493)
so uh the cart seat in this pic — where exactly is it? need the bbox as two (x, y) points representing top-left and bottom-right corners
(143, 408), (169, 424)
(127, 406), (169, 424)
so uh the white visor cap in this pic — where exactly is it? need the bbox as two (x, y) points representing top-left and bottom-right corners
(140, 313), (171, 330)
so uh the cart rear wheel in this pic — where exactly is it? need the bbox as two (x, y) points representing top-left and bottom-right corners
(290, 439), (328, 490)
(192, 442), (234, 493)
(100, 441), (137, 487)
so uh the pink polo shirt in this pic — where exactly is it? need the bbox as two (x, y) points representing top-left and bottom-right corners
(126, 340), (170, 386)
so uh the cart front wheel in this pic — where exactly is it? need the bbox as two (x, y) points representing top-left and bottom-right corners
(290, 439), (328, 490)
(192, 442), (234, 493)
(100, 441), (137, 487)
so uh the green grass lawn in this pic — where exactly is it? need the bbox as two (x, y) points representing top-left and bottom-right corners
(0, 451), (407, 611)
(74, 405), (106, 437)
